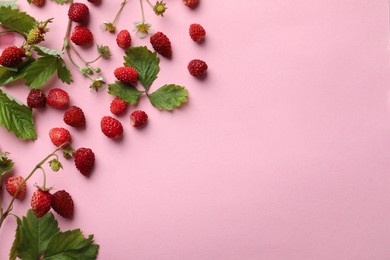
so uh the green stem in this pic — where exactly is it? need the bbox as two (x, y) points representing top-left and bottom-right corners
(140, 0), (146, 23)
(86, 55), (102, 65)
(40, 167), (47, 190)
(112, 0), (127, 25)
(145, 0), (154, 9)
(0, 145), (67, 229)
(69, 43), (88, 64)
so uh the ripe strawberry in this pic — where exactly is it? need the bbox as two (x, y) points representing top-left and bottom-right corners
(114, 67), (138, 85)
(51, 190), (74, 218)
(187, 59), (208, 77)
(116, 30), (131, 49)
(189, 23), (206, 42)
(110, 97), (128, 115)
(0, 46), (25, 67)
(47, 88), (69, 109)
(6, 176), (26, 199)
(150, 32), (172, 58)
(27, 89), (46, 109)
(183, 0), (199, 8)
(130, 110), (148, 128)
(70, 25), (94, 46)
(49, 127), (71, 147)
(87, 0), (100, 4)
(64, 106), (86, 128)
(68, 3), (89, 23)
(74, 147), (95, 176)
(31, 0), (45, 7)
(31, 189), (52, 217)
(101, 116), (123, 138)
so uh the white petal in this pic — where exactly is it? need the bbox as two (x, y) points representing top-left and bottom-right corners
(136, 31), (148, 39)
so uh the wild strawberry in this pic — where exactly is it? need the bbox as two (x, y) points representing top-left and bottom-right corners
(49, 127), (71, 147)
(47, 88), (69, 109)
(130, 110), (148, 128)
(183, 0), (199, 8)
(150, 32), (172, 58)
(0, 46), (25, 67)
(27, 28), (46, 45)
(114, 67), (138, 85)
(87, 0), (100, 4)
(101, 116), (123, 138)
(27, 89), (46, 109)
(6, 176), (26, 199)
(31, 189), (52, 217)
(68, 3), (89, 23)
(51, 190), (74, 218)
(116, 30), (131, 49)
(110, 97), (128, 115)
(31, 0), (45, 7)
(64, 106), (86, 127)
(187, 59), (208, 77)
(70, 25), (94, 46)
(74, 147), (95, 176)
(189, 23), (206, 42)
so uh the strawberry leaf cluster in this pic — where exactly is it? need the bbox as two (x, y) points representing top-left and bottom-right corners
(10, 210), (99, 260)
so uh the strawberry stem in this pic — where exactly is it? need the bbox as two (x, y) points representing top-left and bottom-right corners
(112, 0), (127, 26)
(140, 0), (146, 23)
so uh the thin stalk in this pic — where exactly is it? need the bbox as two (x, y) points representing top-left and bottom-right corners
(145, 0), (154, 9)
(140, 0), (146, 23)
(112, 0), (127, 25)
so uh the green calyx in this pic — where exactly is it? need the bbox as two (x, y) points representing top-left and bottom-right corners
(153, 1), (167, 16)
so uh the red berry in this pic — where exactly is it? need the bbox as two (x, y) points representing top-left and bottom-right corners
(110, 97), (128, 115)
(31, 0), (45, 6)
(87, 0), (101, 3)
(68, 3), (89, 23)
(27, 89), (46, 109)
(51, 190), (74, 218)
(130, 110), (148, 128)
(47, 88), (70, 109)
(31, 189), (52, 218)
(189, 23), (206, 42)
(64, 106), (86, 128)
(49, 127), (71, 147)
(101, 116), (123, 138)
(187, 59), (208, 77)
(0, 46), (25, 67)
(6, 176), (26, 200)
(74, 147), (95, 176)
(183, 0), (199, 8)
(150, 32), (172, 58)
(116, 30), (131, 49)
(70, 25), (94, 46)
(114, 67), (138, 85)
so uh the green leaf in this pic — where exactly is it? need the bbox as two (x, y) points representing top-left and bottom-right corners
(51, 0), (69, 4)
(44, 229), (99, 259)
(124, 46), (159, 90)
(9, 216), (22, 260)
(32, 45), (63, 57)
(0, 90), (36, 140)
(0, 152), (13, 176)
(148, 84), (189, 111)
(16, 210), (60, 259)
(24, 56), (59, 89)
(0, 59), (35, 86)
(108, 81), (144, 105)
(0, 0), (17, 8)
(0, 6), (36, 34)
(57, 58), (72, 84)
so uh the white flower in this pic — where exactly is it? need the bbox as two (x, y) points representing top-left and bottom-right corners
(133, 21), (154, 39)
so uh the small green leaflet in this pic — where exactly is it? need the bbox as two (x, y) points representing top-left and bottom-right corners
(124, 46), (160, 90)
(24, 56), (59, 89)
(0, 0), (17, 8)
(0, 59), (35, 86)
(32, 45), (63, 57)
(52, 0), (69, 4)
(0, 6), (36, 34)
(108, 81), (144, 105)
(148, 84), (189, 111)
(11, 210), (100, 259)
(0, 90), (36, 140)
(0, 152), (14, 176)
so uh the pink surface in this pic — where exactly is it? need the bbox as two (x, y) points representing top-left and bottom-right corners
(1, 0), (390, 259)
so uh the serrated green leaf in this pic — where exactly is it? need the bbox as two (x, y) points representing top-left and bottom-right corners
(0, 6), (36, 34)
(24, 56), (58, 89)
(16, 210), (60, 259)
(9, 216), (22, 260)
(0, 0), (17, 8)
(0, 152), (13, 176)
(0, 59), (35, 86)
(44, 229), (99, 259)
(108, 81), (144, 105)
(32, 45), (63, 57)
(148, 84), (189, 111)
(0, 90), (36, 140)
(52, 0), (69, 4)
(124, 46), (159, 90)
(57, 58), (72, 84)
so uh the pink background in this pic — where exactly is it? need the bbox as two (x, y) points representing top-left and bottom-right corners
(1, 0), (390, 259)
